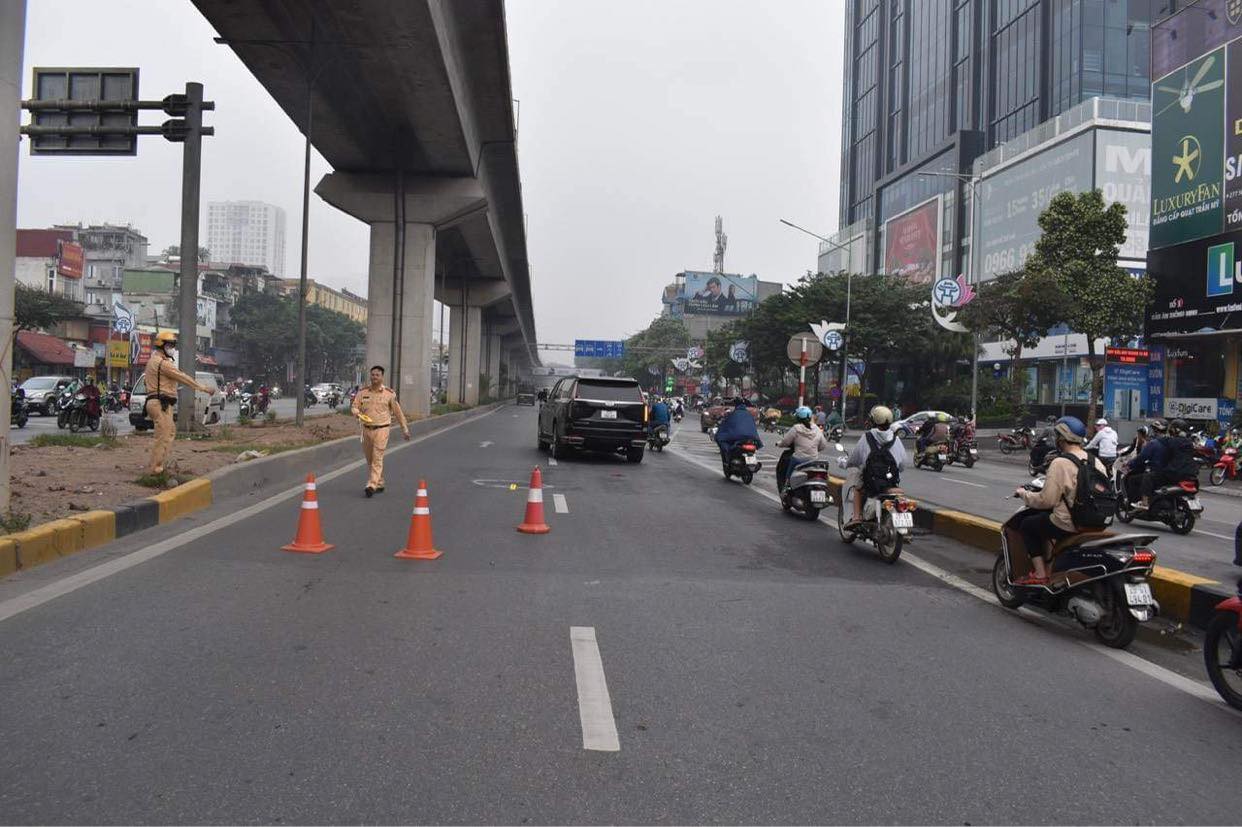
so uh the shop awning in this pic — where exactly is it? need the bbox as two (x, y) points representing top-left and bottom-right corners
(15, 330), (75, 366)
(197, 354), (219, 367)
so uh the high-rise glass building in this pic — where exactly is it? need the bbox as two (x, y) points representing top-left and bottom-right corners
(206, 200), (287, 277)
(834, 0), (1183, 277)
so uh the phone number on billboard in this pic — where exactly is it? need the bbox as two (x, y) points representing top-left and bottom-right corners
(981, 242), (1036, 277)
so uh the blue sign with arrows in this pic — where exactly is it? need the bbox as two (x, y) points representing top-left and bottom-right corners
(574, 339), (626, 359)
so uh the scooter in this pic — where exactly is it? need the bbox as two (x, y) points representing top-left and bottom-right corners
(777, 449), (831, 520)
(947, 422), (978, 468)
(1028, 436), (1057, 476)
(827, 424), (844, 442)
(10, 389), (27, 428)
(239, 393), (256, 419)
(722, 440), (761, 484)
(1113, 448), (1202, 535)
(1203, 581), (1242, 710)
(1211, 447), (1239, 486)
(992, 477), (1160, 649)
(647, 424), (670, 452)
(54, 385), (77, 429)
(832, 450), (915, 564)
(998, 425), (1034, 454)
(66, 392), (101, 433)
(914, 441), (948, 472)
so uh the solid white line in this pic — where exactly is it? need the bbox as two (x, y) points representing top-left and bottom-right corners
(1195, 529), (1233, 541)
(0, 409), (497, 625)
(939, 476), (989, 489)
(569, 626), (621, 752)
(553, 493), (569, 514)
(665, 444), (1239, 716)
(548, 457), (558, 466)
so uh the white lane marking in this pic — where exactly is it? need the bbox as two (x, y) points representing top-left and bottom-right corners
(0, 409), (498, 625)
(479, 440), (494, 448)
(569, 626), (621, 752)
(939, 476), (988, 489)
(1195, 528), (1233, 541)
(553, 493), (569, 514)
(666, 445), (1240, 716)
(548, 457), (558, 466)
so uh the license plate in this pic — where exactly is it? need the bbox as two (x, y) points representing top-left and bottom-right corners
(600, 410), (617, 419)
(1124, 582), (1153, 606)
(745, 455), (757, 466)
(937, 454), (946, 462)
(1187, 497), (1203, 512)
(810, 490), (827, 504)
(969, 448), (978, 456)
(891, 511), (913, 528)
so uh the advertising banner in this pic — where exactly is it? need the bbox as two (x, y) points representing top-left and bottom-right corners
(883, 197), (941, 285)
(1095, 130), (1152, 263)
(57, 241), (84, 279)
(1103, 362), (1149, 420)
(1151, 46), (1227, 249)
(1147, 345), (1166, 417)
(681, 272), (757, 316)
(1146, 229), (1242, 335)
(1226, 36), (1242, 231)
(107, 340), (129, 368)
(974, 133), (1094, 281)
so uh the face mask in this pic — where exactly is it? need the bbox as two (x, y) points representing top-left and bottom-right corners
(165, 347), (178, 364)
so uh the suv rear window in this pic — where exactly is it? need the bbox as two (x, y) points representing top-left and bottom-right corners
(575, 380), (643, 403)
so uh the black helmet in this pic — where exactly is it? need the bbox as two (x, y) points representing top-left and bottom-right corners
(1136, 425), (1150, 437)
(732, 396), (749, 408)
(1168, 418), (1188, 436)
(1150, 419), (1168, 434)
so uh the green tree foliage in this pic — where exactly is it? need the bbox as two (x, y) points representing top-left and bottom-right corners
(620, 316), (690, 386)
(14, 283), (83, 336)
(162, 244), (211, 261)
(1029, 190), (1152, 423)
(229, 292), (364, 383)
(958, 265), (1073, 419)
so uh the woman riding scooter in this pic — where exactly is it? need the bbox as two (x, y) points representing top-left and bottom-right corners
(775, 406), (830, 490)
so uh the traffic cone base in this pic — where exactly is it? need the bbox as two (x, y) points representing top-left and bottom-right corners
(283, 474), (334, 554)
(517, 467), (551, 534)
(395, 481), (444, 561)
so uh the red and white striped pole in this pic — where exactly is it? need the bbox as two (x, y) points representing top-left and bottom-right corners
(797, 338), (808, 408)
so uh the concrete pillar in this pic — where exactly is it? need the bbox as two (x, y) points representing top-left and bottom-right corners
(0, 1), (25, 513)
(486, 332), (502, 400)
(447, 303), (483, 405)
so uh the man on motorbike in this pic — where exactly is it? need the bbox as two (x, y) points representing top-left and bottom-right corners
(649, 395), (671, 436)
(1085, 417), (1119, 472)
(916, 413), (950, 458)
(1012, 416), (1107, 585)
(845, 405), (907, 528)
(1136, 418), (1199, 510)
(714, 397), (762, 462)
(776, 405), (830, 489)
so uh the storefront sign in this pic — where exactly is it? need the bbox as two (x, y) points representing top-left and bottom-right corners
(107, 340), (129, 368)
(1219, 397), (1237, 428)
(1105, 347), (1150, 364)
(1146, 229), (1242, 335)
(1147, 344), (1166, 416)
(1165, 397), (1218, 419)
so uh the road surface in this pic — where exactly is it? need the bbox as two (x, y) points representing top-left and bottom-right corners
(0, 405), (1238, 824)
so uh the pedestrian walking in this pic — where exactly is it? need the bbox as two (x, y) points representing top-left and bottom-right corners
(143, 330), (212, 476)
(350, 365), (410, 497)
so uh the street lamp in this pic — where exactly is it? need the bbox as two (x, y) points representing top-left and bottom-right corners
(779, 218), (854, 416)
(916, 170), (983, 423)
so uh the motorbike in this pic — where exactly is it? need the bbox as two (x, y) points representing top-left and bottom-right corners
(328, 391), (341, 410)
(647, 424), (670, 452)
(827, 424), (844, 442)
(722, 440), (761, 484)
(103, 390), (125, 413)
(304, 386), (318, 407)
(997, 425), (1034, 454)
(832, 450), (915, 563)
(1210, 446), (1239, 486)
(239, 392), (257, 419)
(66, 392), (101, 433)
(1190, 430), (1220, 471)
(777, 449), (831, 520)
(914, 441), (948, 472)
(54, 385), (78, 429)
(1028, 436), (1060, 476)
(947, 423), (979, 468)
(10, 389), (27, 428)
(992, 477), (1160, 649)
(1112, 447), (1202, 534)
(1203, 581), (1242, 710)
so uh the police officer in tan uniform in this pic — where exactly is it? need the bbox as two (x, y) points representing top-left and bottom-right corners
(144, 330), (212, 476)
(351, 365), (410, 497)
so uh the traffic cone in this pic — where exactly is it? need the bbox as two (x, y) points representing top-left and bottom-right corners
(282, 473), (334, 554)
(516, 466), (551, 534)
(395, 480), (444, 560)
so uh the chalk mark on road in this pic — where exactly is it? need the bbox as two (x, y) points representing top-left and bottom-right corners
(548, 457), (558, 466)
(570, 626), (621, 752)
(480, 440), (494, 448)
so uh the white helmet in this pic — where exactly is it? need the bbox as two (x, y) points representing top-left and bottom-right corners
(1095, 417), (1108, 426)
(869, 405), (893, 427)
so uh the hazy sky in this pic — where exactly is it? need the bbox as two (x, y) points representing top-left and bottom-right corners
(17, 0), (844, 351)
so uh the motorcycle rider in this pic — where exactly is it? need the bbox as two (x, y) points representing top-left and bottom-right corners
(1136, 418), (1199, 510)
(776, 405), (830, 489)
(826, 404), (844, 432)
(714, 397), (762, 463)
(143, 330), (212, 476)
(648, 395), (671, 438)
(1029, 415), (1060, 470)
(1012, 416), (1106, 585)
(845, 405), (908, 528)
(916, 413), (951, 459)
(1085, 417), (1119, 472)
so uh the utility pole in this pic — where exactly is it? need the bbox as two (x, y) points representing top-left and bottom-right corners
(176, 82), (204, 433)
(0, 0), (27, 515)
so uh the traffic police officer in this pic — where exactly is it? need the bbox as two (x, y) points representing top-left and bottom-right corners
(351, 365), (411, 497)
(144, 330), (211, 476)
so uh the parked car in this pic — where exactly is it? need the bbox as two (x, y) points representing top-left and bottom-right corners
(516, 391), (536, 406)
(19, 375), (74, 416)
(893, 409), (955, 439)
(537, 376), (647, 462)
(128, 372), (221, 430)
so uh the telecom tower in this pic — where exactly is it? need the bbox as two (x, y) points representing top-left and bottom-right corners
(712, 215), (727, 275)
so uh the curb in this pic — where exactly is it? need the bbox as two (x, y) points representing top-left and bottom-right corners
(0, 402), (506, 580)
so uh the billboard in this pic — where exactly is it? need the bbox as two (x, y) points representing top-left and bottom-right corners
(57, 241), (84, 279)
(1150, 46), (1227, 248)
(973, 132), (1094, 281)
(681, 272), (758, 316)
(883, 196), (940, 285)
(1095, 130), (1151, 263)
(1152, 0), (1242, 80)
(1226, 36), (1242, 231)
(1145, 228), (1242, 336)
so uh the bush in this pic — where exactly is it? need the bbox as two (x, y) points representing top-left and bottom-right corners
(0, 511), (32, 535)
(30, 434), (108, 449)
(264, 410), (277, 424)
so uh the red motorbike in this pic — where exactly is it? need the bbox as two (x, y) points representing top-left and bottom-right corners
(1211, 447), (1238, 486)
(997, 425), (1034, 454)
(1204, 586), (1242, 710)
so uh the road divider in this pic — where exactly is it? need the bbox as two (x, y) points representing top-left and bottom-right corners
(281, 474), (334, 554)
(395, 480), (444, 561)
(517, 467), (551, 534)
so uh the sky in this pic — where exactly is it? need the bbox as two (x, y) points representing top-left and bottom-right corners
(16, 0), (845, 352)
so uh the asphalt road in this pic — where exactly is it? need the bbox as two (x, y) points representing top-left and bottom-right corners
(1, 404), (1239, 824)
(9, 397), (325, 446)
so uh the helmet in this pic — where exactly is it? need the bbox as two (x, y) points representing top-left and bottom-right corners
(733, 396), (749, 407)
(870, 405), (894, 426)
(1053, 415), (1087, 444)
(154, 329), (178, 348)
(795, 405), (812, 422)
(1136, 425), (1150, 437)
(1095, 418), (1108, 427)
(1150, 419), (1169, 434)
(936, 412), (950, 423)
(1168, 418), (1188, 436)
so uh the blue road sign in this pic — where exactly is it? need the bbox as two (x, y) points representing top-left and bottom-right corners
(574, 339), (626, 359)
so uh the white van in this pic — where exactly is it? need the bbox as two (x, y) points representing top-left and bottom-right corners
(128, 371), (224, 429)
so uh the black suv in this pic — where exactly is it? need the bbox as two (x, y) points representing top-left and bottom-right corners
(537, 376), (647, 462)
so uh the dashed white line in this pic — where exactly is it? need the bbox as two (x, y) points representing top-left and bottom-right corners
(939, 476), (988, 489)
(570, 626), (621, 752)
(548, 457), (558, 466)
(553, 493), (569, 513)
(479, 440), (494, 448)
(1195, 528), (1233, 541)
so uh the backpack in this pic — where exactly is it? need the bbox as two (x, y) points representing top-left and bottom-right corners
(1061, 454), (1116, 529)
(862, 432), (900, 495)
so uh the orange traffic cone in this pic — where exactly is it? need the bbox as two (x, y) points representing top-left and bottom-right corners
(282, 473), (334, 554)
(516, 467), (551, 534)
(395, 480), (444, 560)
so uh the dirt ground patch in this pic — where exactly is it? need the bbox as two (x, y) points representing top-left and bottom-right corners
(7, 411), (363, 529)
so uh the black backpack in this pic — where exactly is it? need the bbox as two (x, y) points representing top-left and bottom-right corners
(1061, 454), (1117, 529)
(862, 432), (901, 495)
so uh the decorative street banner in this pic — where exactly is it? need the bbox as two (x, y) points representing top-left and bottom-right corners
(1150, 45), (1227, 249)
(931, 274), (976, 333)
(883, 196), (941, 285)
(728, 341), (748, 362)
(112, 299), (134, 333)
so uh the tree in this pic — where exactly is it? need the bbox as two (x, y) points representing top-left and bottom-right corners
(14, 283), (84, 337)
(958, 265), (1073, 420)
(228, 292), (365, 383)
(1028, 190), (1152, 424)
(162, 244), (211, 262)
(620, 316), (690, 389)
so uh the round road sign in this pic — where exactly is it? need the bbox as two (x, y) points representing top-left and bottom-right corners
(785, 333), (823, 365)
